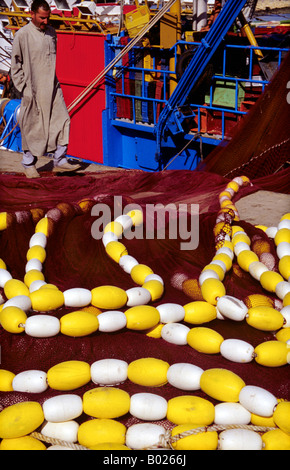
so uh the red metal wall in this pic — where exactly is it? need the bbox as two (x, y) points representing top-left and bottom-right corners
(56, 31), (106, 164)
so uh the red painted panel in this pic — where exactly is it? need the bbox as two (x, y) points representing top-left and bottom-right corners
(56, 32), (106, 163)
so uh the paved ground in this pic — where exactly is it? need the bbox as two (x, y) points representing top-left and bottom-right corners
(0, 148), (119, 175)
(256, 0), (290, 13)
(235, 190), (290, 227)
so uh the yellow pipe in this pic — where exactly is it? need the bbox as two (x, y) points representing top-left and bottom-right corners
(170, 0), (181, 40)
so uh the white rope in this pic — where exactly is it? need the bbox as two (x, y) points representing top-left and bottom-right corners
(223, 136), (290, 178)
(30, 432), (90, 450)
(31, 424), (277, 450)
(67, 0), (177, 113)
(144, 424), (277, 450)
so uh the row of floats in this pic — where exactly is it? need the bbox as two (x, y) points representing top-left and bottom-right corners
(0, 175), (289, 449)
(0, 362), (290, 450)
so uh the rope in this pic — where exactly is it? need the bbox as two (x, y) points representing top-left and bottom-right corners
(223, 136), (290, 178)
(144, 424), (277, 450)
(67, 0), (177, 114)
(162, 132), (203, 171)
(31, 423), (277, 450)
(30, 432), (90, 450)
(171, 423), (276, 444)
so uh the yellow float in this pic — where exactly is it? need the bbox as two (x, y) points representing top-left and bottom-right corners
(0, 369), (15, 391)
(279, 255), (290, 280)
(183, 301), (217, 324)
(200, 368), (246, 402)
(254, 341), (289, 367)
(0, 306), (27, 334)
(187, 327), (224, 354)
(273, 401), (290, 434)
(47, 361), (91, 391)
(237, 251), (259, 272)
(30, 288), (64, 312)
(124, 305), (160, 330)
(0, 436), (47, 450)
(83, 387), (130, 419)
(105, 241), (128, 262)
(91, 286), (127, 309)
(167, 396), (215, 425)
(141, 280), (164, 301)
(259, 271), (285, 293)
(262, 429), (290, 450)
(246, 306), (284, 331)
(24, 269), (45, 288)
(60, 310), (99, 337)
(0, 402), (44, 439)
(78, 419), (126, 448)
(4, 279), (30, 299)
(200, 278), (226, 305)
(35, 217), (53, 236)
(130, 264), (154, 285)
(104, 221), (124, 237)
(171, 424), (218, 450)
(127, 358), (169, 387)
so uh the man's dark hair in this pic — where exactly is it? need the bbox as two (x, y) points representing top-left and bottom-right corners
(31, 0), (51, 12)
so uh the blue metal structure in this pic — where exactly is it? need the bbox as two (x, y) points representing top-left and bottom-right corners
(0, 99), (22, 152)
(154, 0), (248, 165)
(103, 34), (288, 171)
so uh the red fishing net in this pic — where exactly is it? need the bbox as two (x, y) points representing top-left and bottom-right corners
(0, 166), (289, 439)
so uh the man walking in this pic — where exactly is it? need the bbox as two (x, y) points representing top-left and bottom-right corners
(11, 0), (80, 178)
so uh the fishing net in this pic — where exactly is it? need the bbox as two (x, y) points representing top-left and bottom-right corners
(198, 50), (290, 178)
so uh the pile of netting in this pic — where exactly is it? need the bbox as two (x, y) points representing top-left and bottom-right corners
(197, 50), (290, 179)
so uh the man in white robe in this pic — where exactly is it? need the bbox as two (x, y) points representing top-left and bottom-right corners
(11, 0), (80, 177)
